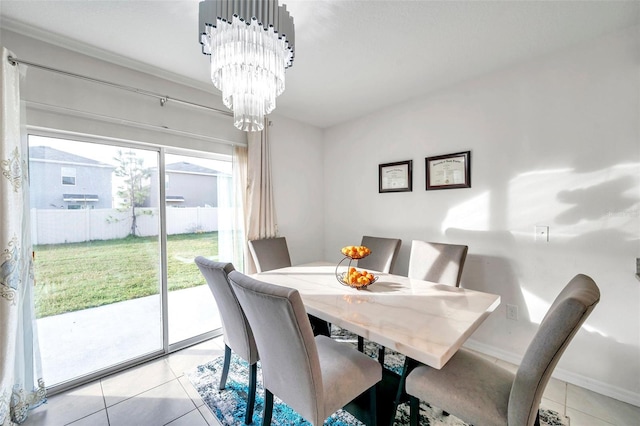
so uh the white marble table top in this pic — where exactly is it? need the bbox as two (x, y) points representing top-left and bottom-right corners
(255, 262), (501, 369)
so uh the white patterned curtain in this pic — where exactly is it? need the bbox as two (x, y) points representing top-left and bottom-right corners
(244, 119), (278, 274)
(0, 48), (46, 425)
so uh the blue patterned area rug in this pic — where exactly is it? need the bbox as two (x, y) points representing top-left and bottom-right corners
(187, 332), (569, 425)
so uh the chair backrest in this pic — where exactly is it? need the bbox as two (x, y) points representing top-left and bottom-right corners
(194, 257), (258, 364)
(247, 237), (292, 272)
(407, 240), (468, 286)
(357, 235), (402, 273)
(508, 274), (600, 426)
(228, 270), (323, 423)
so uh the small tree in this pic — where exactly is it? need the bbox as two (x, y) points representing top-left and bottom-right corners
(113, 149), (151, 237)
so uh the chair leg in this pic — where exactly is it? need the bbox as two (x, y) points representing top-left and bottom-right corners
(534, 410), (541, 426)
(377, 346), (385, 364)
(245, 363), (257, 424)
(309, 315), (331, 337)
(389, 357), (418, 426)
(219, 345), (232, 390)
(358, 336), (364, 352)
(409, 396), (419, 426)
(262, 389), (274, 426)
(368, 384), (377, 426)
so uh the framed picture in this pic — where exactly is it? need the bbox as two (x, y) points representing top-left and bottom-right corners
(425, 151), (471, 190)
(379, 160), (413, 193)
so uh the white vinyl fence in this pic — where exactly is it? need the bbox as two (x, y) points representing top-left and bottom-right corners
(31, 207), (224, 245)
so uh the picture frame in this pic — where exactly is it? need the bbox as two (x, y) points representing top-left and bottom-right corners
(379, 160), (413, 193)
(425, 151), (471, 190)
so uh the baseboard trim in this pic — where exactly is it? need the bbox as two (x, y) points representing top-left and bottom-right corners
(463, 339), (640, 408)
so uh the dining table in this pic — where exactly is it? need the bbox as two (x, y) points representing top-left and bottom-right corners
(254, 261), (501, 370)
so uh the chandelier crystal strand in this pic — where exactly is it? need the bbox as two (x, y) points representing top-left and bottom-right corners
(202, 13), (293, 132)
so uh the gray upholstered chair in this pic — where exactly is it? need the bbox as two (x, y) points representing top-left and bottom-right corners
(194, 257), (258, 425)
(248, 236), (330, 336)
(405, 274), (600, 426)
(377, 241), (469, 423)
(247, 237), (292, 273)
(357, 235), (402, 273)
(407, 240), (468, 286)
(377, 240), (468, 361)
(228, 271), (382, 426)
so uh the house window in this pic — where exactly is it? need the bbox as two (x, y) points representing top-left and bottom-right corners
(61, 167), (76, 185)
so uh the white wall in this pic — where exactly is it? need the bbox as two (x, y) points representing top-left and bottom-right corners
(268, 115), (325, 265)
(322, 26), (640, 405)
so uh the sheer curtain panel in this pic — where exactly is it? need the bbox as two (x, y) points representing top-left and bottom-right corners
(217, 144), (248, 271)
(233, 145), (248, 272)
(0, 47), (46, 425)
(244, 119), (278, 274)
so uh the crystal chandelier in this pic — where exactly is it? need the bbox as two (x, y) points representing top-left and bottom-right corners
(199, 0), (295, 132)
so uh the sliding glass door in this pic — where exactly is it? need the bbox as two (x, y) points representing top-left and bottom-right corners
(164, 152), (227, 346)
(29, 135), (227, 389)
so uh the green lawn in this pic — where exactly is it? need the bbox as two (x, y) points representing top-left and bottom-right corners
(33, 232), (218, 318)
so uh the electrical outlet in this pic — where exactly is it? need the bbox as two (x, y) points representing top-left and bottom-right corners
(535, 226), (549, 242)
(506, 304), (518, 321)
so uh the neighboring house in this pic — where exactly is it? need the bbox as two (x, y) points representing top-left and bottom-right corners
(147, 162), (227, 208)
(29, 146), (115, 209)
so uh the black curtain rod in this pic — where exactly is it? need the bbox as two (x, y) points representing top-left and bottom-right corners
(6, 55), (232, 117)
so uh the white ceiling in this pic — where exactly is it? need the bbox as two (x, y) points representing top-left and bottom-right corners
(1, 0), (639, 129)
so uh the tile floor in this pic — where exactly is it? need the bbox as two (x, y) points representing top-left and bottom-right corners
(23, 336), (640, 426)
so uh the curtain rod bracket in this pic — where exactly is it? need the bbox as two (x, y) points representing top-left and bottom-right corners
(7, 55), (18, 66)
(160, 97), (167, 107)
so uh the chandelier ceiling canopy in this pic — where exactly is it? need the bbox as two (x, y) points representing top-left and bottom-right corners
(199, 0), (295, 132)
